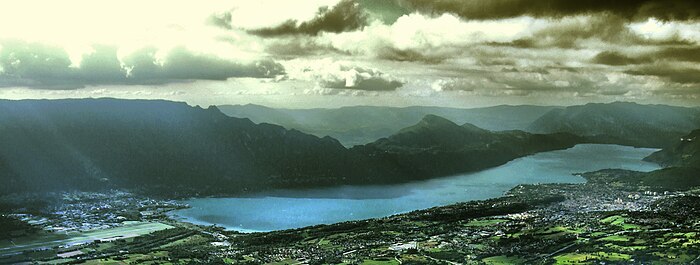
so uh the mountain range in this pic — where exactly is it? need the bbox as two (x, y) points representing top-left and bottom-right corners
(218, 104), (558, 146)
(0, 99), (583, 195)
(529, 102), (700, 148)
(221, 102), (700, 148)
(0, 99), (381, 195)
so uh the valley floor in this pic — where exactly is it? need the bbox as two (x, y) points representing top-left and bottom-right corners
(2, 170), (700, 264)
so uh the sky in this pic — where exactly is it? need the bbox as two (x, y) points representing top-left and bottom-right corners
(0, 0), (699, 108)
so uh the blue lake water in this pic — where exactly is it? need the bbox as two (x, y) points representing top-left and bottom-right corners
(170, 144), (661, 232)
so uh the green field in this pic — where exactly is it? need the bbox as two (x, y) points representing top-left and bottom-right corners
(465, 219), (509, 227)
(482, 255), (525, 264)
(599, 235), (631, 242)
(554, 252), (631, 264)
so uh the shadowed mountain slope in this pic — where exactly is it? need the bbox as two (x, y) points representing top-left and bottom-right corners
(353, 115), (584, 180)
(528, 102), (700, 148)
(0, 99), (386, 195)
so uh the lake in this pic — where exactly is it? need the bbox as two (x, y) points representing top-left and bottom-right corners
(169, 144), (661, 232)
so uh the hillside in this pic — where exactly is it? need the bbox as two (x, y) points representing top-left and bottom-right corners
(218, 104), (558, 146)
(584, 168), (700, 191)
(0, 99), (386, 195)
(528, 102), (700, 148)
(352, 115), (584, 180)
(644, 129), (700, 167)
(634, 167), (700, 190)
(613, 130), (700, 191)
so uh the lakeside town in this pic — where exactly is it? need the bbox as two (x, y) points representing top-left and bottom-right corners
(5, 191), (187, 234)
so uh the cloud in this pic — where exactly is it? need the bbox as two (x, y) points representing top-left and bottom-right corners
(591, 51), (651, 65)
(430, 79), (475, 92)
(651, 47), (700, 63)
(592, 47), (700, 66)
(321, 13), (545, 62)
(315, 13), (700, 65)
(0, 41), (285, 89)
(123, 46), (284, 80)
(485, 69), (602, 92)
(0, 41), (84, 89)
(628, 18), (700, 42)
(1, 1), (698, 105)
(404, 62), (671, 99)
(625, 64), (700, 84)
(397, 0), (700, 21)
(247, 0), (367, 37)
(262, 37), (346, 58)
(283, 59), (403, 91)
(318, 68), (403, 91)
(497, 14), (694, 50)
(207, 12), (233, 30)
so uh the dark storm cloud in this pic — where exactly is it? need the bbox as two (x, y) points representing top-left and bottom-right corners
(592, 47), (700, 66)
(626, 66), (700, 84)
(591, 51), (652, 65)
(397, 0), (700, 21)
(324, 13), (679, 65)
(248, 0), (367, 37)
(0, 41), (284, 89)
(317, 66), (403, 91)
(652, 47), (700, 63)
(524, 15), (630, 49)
(501, 14), (683, 50)
(477, 14), (694, 57)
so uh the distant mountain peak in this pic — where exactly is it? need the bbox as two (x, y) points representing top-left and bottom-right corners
(396, 114), (463, 135)
(413, 115), (489, 134)
(418, 114), (458, 127)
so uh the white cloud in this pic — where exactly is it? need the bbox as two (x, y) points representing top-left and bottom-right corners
(282, 58), (402, 91)
(319, 13), (549, 60)
(431, 79), (476, 92)
(628, 18), (700, 43)
(0, 0), (277, 66)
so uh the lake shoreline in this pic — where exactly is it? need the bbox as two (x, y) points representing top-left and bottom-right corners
(170, 144), (660, 232)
